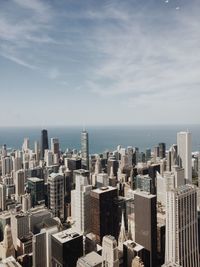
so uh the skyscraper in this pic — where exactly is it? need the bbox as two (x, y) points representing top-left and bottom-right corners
(165, 184), (199, 267)
(41, 129), (49, 159)
(81, 129), (89, 170)
(32, 232), (46, 267)
(71, 171), (92, 235)
(90, 186), (118, 243)
(27, 177), (44, 207)
(11, 213), (29, 250)
(1, 156), (12, 176)
(159, 143), (166, 159)
(15, 169), (25, 199)
(177, 131), (192, 182)
(51, 229), (83, 267)
(47, 173), (64, 219)
(102, 235), (119, 267)
(50, 137), (60, 155)
(134, 191), (157, 267)
(0, 183), (6, 211)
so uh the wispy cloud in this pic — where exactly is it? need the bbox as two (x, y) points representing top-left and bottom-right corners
(0, 0), (200, 125)
(0, 0), (54, 70)
(0, 52), (37, 69)
(12, 0), (51, 21)
(84, 1), (200, 105)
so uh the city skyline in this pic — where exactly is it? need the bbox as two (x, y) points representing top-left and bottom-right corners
(0, 127), (199, 266)
(0, 0), (200, 126)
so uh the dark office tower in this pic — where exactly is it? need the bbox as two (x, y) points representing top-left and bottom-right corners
(41, 129), (49, 159)
(51, 229), (83, 267)
(67, 158), (82, 171)
(90, 186), (118, 243)
(135, 191), (157, 267)
(27, 177), (44, 207)
(148, 164), (160, 194)
(159, 143), (166, 159)
(132, 147), (139, 165)
(145, 148), (151, 162)
(81, 129), (89, 170)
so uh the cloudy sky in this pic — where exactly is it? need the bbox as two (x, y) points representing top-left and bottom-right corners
(0, 0), (200, 126)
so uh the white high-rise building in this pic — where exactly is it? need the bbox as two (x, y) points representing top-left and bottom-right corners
(11, 213), (29, 250)
(1, 156), (13, 176)
(22, 194), (31, 212)
(44, 150), (54, 167)
(34, 141), (40, 162)
(165, 184), (199, 267)
(12, 155), (22, 173)
(22, 138), (30, 152)
(71, 172), (92, 234)
(102, 235), (119, 267)
(177, 131), (192, 182)
(1, 144), (7, 157)
(47, 173), (64, 219)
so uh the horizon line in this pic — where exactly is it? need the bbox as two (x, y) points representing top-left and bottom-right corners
(0, 123), (199, 128)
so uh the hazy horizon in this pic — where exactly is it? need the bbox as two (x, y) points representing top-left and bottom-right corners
(1, 124), (200, 154)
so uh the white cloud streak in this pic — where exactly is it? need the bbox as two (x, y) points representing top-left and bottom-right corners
(85, 1), (200, 105)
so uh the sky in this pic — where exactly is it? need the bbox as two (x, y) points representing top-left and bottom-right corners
(0, 0), (200, 126)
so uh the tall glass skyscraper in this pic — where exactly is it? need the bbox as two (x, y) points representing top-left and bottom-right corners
(81, 129), (89, 170)
(41, 129), (49, 159)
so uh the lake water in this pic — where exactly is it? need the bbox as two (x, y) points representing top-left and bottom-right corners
(0, 125), (199, 154)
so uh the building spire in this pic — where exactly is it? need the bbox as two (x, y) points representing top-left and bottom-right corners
(118, 211), (127, 251)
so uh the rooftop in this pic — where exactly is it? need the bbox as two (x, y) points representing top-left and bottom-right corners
(124, 240), (144, 252)
(173, 184), (195, 195)
(92, 186), (117, 194)
(134, 190), (156, 199)
(78, 252), (103, 266)
(48, 173), (63, 180)
(74, 169), (90, 175)
(27, 177), (43, 183)
(52, 228), (81, 244)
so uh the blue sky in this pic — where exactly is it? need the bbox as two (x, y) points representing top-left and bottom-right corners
(0, 0), (200, 126)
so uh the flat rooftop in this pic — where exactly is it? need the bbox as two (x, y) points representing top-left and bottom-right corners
(124, 240), (144, 252)
(92, 186), (117, 194)
(78, 252), (103, 266)
(52, 228), (81, 244)
(173, 184), (195, 195)
(134, 190), (156, 199)
(27, 177), (43, 182)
